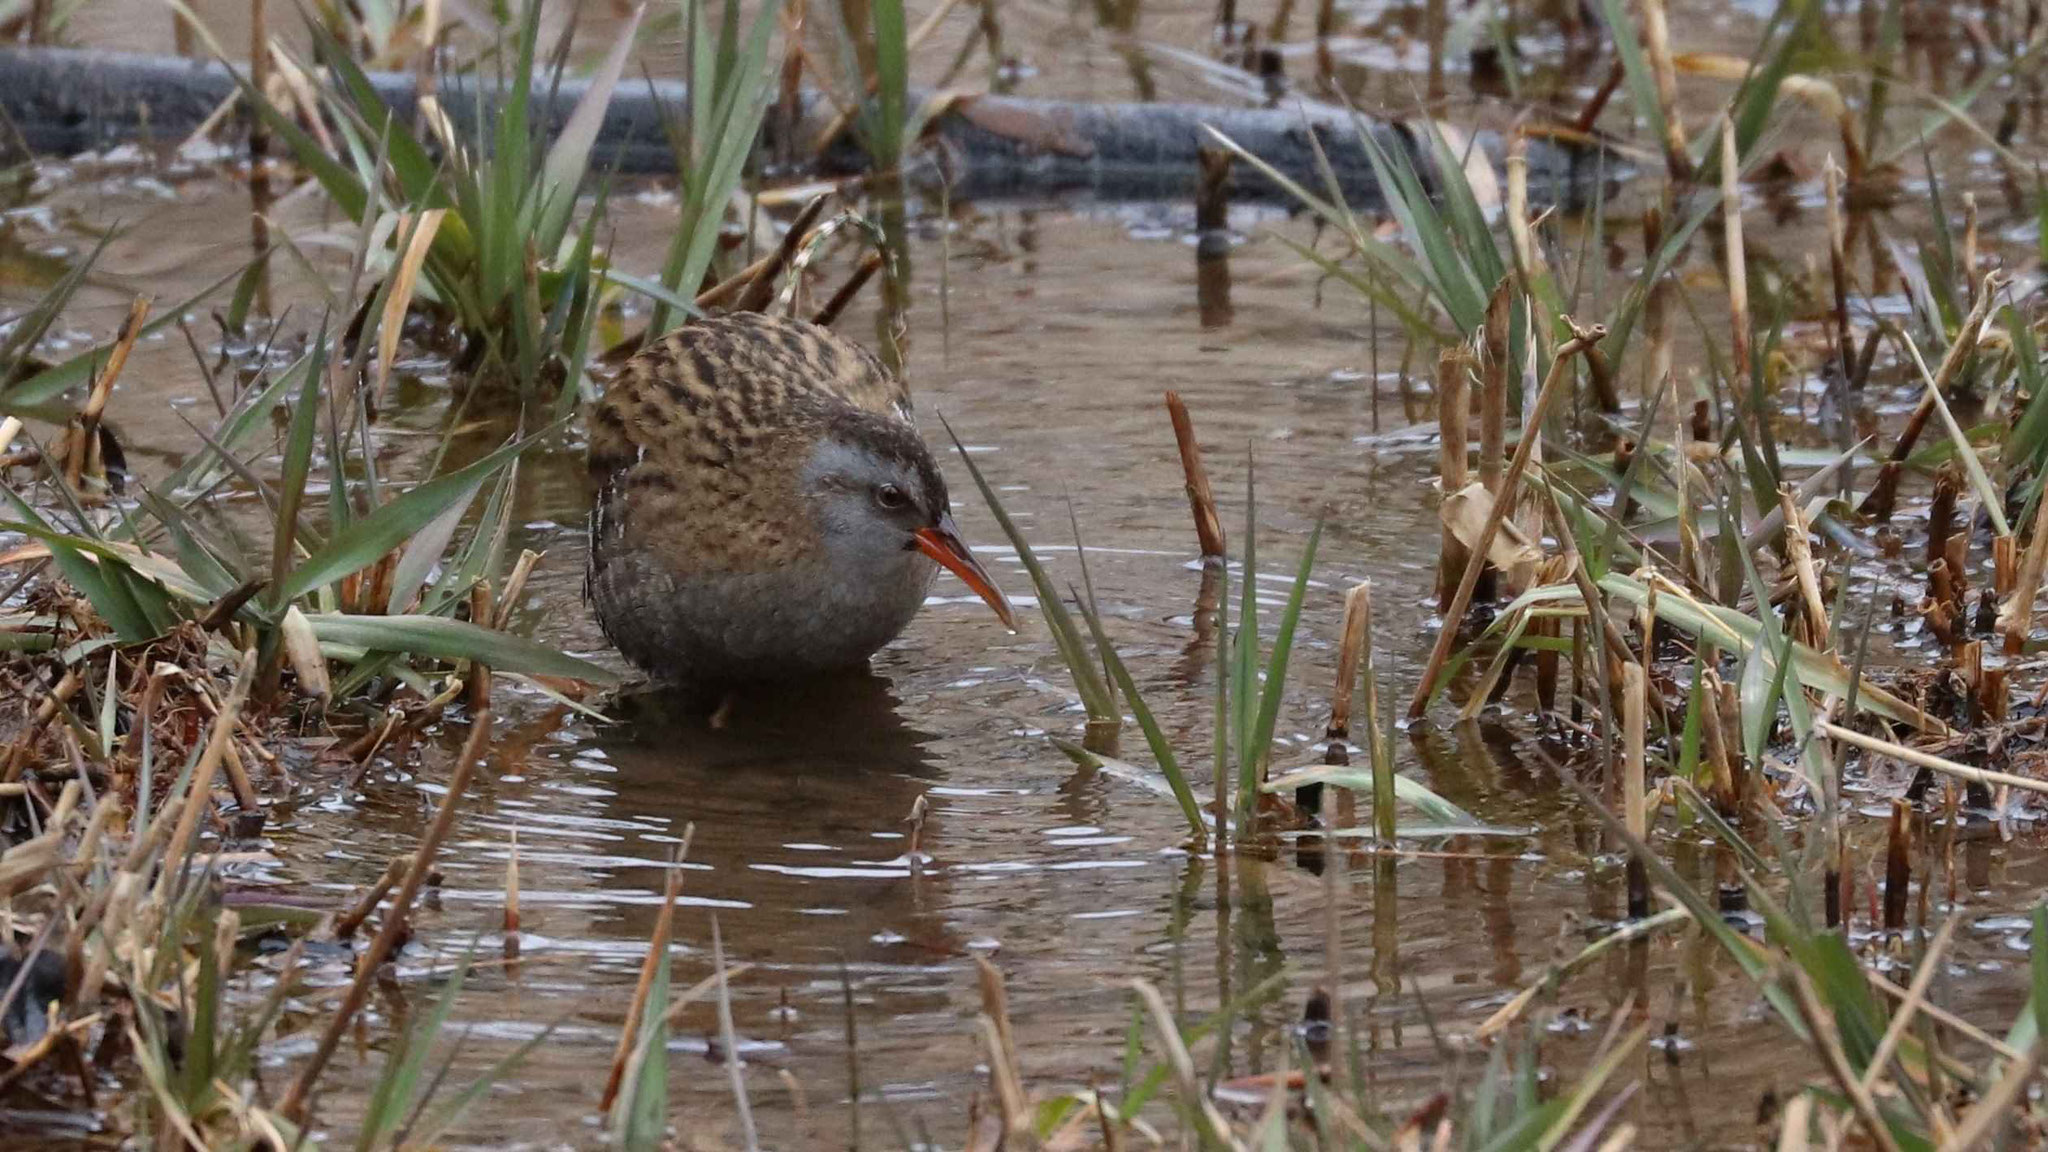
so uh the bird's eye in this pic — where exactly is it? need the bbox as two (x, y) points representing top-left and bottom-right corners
(875, 484), (910, 511)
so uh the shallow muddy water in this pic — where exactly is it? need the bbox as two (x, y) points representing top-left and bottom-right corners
(7, 0), (2048, 1146)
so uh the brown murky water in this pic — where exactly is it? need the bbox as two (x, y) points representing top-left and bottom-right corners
(7, 0), (2048, 1146)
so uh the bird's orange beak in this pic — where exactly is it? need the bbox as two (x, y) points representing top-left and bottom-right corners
(916, 513), (1018, 633)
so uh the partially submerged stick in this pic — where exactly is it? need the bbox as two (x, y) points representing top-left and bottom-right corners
(1165, 392), (1227, 560)
(279, 716), (493, 1125)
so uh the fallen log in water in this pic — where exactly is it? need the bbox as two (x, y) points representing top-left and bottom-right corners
(0, 44), (1613, 207)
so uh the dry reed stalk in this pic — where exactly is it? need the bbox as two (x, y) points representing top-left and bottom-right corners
(1622, 661), (1649, 919)
(811, 251), (883, 327)
(905, 792), (929, 861)
(774, 0), (808, 169)
(1943, 1038), (2043, 1149)
(1825, 157), (1855, 389)
(1478, 304), (1507, 499)
(599, 828), (693, 1112)
(1131, 980), (1236, 1145)
(1860, 279), (2001, 518)
(1317, 583), (1372, 774)
(1641, 0), (1693, 181)
(278, 717), (493, 1125)
(466, 581), (493, 716)
(1993, 536), (2017, 600)
(1882, 798), (1911, 931)
(696, 251), (781, 312)
(1436, 349), (1471, 611)
(1720, 119), (1752, 391)
(153, 650), (256, 900)
(1714, 675), (1745, 811)
(1506, 135), (1537, 279)
(1998, 481), (2048, 654)
(334, 857), (406, 939)
(220, 739), (261, 814)
(2, 668), (82, 783)
(1573, 60), (1626, 133)
(1408, 321), (1605, 719)
(734, 195), (832, 314)
(1925, 599), (1959, 650)
(490, 549), (542, 630)
(503, 825), (521, 958)
(1779, 489), (1829, 646)
(1164, 393), (1227, 559)
(709, 917), (761, 1152)
(1313, 0), (1335, 91)
(1860, 913), (1959, 1098)
(66, 296), (151, 493)
(1959, 641), (1984, 725)
(1981, 665), (2008, 721)
(1815, 720), (2048, 796)
(1927, 466), (1960, 567)
(974, 956), (1026, 1134)
(1785, 966), (1907, 1152)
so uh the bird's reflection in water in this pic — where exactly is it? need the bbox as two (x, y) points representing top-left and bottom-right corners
(586, 670), (961, 986)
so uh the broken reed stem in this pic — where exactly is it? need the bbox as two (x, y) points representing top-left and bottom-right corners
(1436, 348), (1471, 612)
(1623, 661), (1649, 919)
(1779, 488), (1830, 645)
(1720, 118), (1751, 390)
(67, 296), (151, 493)
(466, 580), (493, 716)
(154, 649), (256, 900)
(1307, 583), (1374, 819)
(810, 251), (883, 328)
(733, 194), (831, 314)
(599, 827), (694, 1112)
(278, 716), (493, 1125)
(333, 857), (406, 938)
(504, 825), (521, 958)
(1357, 587), (1395, 842)
(1883, 798), (1910, 931)
(1478, 328), (1506, 500)
(1165, 392), (1227, 559)
(1861, 275), (2002, 519)
(1408, 321), (1605, 719)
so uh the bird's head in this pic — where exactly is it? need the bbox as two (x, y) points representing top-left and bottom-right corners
(801, 411), (1018, 632)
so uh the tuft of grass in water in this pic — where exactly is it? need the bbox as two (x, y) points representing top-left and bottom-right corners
(215, 1), (633, 399)
(953, 417), (1477, 845)
(641, 0), (786, 340)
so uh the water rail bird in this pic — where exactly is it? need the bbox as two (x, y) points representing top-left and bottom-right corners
(586, 312), (1016, 684)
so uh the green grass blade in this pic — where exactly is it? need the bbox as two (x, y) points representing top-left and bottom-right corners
(304, 613), (620, 684)
(267, 334), (326, 610)
(1246, 518), (1322, 794)
(1074, 596), (1207, 845)
(274, 430), (546, 605)
(534, 7), (643, 251)
(941, 420), (1116, 719)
